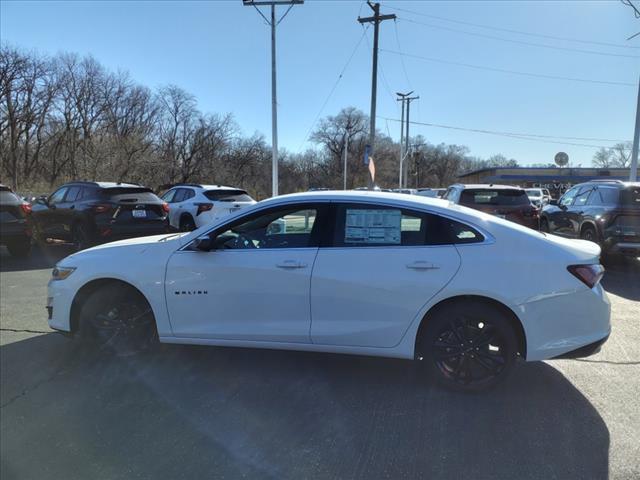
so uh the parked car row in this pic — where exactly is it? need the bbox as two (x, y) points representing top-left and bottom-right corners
(0, 181), (256, 257)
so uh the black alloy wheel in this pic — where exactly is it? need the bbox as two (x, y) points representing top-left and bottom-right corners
(80, 284), (157, 356)
(180, 216), (196, 232)
(422, 302), (518, 392)
(581, 226), (597, 243)
(540, 218), (550, 233)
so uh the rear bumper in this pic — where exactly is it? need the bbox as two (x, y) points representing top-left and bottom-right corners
(520, 284), (611, 361)
(606, 241), (640, 256)
(551, 334), (609, 359)
(0, 221), (31, 244)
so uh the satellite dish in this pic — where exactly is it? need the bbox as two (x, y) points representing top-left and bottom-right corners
(554, 152), (569, 167)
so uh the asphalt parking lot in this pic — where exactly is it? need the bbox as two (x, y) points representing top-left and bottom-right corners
(1, 246), (638, 480)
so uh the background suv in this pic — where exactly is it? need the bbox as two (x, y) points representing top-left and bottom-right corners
(443, 184), (540, 229)
(160, 184), (256, 231)
(0, 184), (32, 257)
(541, 180), (640, 257)
(31, 182), (169, 250)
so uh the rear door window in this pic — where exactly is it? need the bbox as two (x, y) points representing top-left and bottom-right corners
(460, 189), (529, 206)
(204, 190), (254, 202)
(331, 204), (483, 247)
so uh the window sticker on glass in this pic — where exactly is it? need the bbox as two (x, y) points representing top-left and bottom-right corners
(345, 209), (402, 244)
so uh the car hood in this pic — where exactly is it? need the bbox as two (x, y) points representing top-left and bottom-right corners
(59, 233), (189, 265)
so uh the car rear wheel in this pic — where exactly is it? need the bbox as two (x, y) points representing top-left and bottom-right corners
(79, 284), (157, 356)
(180, 215), (196, 232)
(6, 240), (31, 258)
(540, 218), (550, 233)
(580, 225), (598, 243)
(420, 301), (518, 392)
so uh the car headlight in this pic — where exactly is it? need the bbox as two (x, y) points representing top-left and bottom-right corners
(51, 266), (76, 281)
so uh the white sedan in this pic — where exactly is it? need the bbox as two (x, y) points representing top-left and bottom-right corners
(47, 191), (610, 391)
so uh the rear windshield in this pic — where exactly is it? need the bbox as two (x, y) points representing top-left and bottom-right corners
(0, 191), (21, 204)
(204, 190), (253, 202)
(101, 187), (161, 203)
(620, 186), (640, 206)
(461, 189), (530, 206)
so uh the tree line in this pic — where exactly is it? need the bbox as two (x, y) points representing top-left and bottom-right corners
(2, 45), (522, 198)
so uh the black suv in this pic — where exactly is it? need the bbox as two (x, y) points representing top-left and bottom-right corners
(0, 184), (32, 257)
(31, 182), (170, 250)
(540, 180), (640, 256)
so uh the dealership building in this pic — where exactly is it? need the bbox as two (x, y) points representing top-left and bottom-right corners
(457, 166), (631, 197)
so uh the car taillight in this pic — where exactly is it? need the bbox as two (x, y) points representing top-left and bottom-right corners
(162, 202), (170, 214)
(92, 204), (112, 214)
(567, 264), (605, 289)
(196, 203), (213, 215)
(20, 203), (32, 215)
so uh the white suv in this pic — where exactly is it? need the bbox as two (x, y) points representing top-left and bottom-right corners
(160, 184), (256, 231)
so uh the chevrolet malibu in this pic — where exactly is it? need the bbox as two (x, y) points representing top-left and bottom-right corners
(47, 191), (610, 391)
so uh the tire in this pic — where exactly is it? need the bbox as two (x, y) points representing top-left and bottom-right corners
(179, 215), (196, 232)
(419, 301), (518, 392)
(580, 225), (598, 244)
(72, 223), (92, 251)
(6, 239), (31, 258)
(540, 218), (550, 233)
(78, 284), (157, 356)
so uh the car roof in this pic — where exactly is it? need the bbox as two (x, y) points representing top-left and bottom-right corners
(171, 184), (242, 191)
(62, 181), (144, 189)
(451, 183), (524, 190)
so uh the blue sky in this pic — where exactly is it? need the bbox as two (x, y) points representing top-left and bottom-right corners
(1, 0), (639, 166)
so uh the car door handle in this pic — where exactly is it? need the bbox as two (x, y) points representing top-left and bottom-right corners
(406, 261), (440, 270)
(276, 260), (307, 269)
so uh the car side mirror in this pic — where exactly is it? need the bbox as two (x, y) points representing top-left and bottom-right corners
(193, 235), (213, 252)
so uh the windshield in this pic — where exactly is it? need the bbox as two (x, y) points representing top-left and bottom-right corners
(204, 189), (253, 202)
(461, 189), (530, 206)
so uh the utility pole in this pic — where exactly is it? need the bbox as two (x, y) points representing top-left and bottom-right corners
(396, 91), (412, 188)
(244, 0), (303, 197)
(403, 95), (419, 188)
(631, 75), (639, 182)
(358, 2), (395, 187)
(343, 125), (351, 190)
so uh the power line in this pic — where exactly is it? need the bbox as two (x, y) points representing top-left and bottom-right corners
(380, 49), (636, 87)
(297, 26), (369, 152)
(393, 19), (413, 90)
(380, 116), (632, 150)
(396, 17), (640, 60)
(385, 5), (640, 50)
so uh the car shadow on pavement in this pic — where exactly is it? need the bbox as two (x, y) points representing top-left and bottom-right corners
(1, 334), (609, 480)
(0, 245), (73, 273)
(601, 256), (640, 301)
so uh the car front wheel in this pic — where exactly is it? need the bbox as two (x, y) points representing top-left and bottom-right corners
(420, 301), (518, 392)
(79, 284), (157, 356)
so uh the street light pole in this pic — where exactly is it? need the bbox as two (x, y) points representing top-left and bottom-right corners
(343, 126), (350, 190)
(630, 75), (639, 182)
